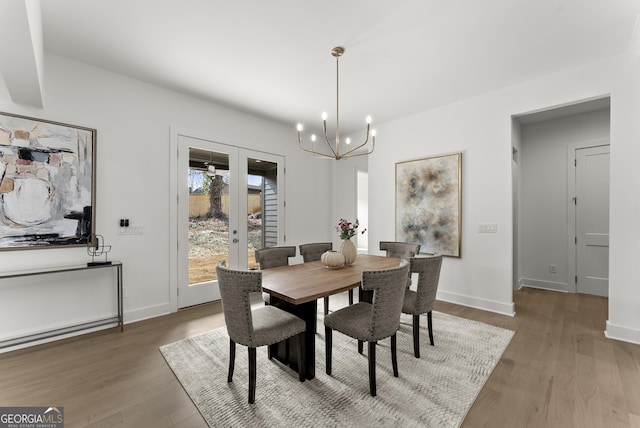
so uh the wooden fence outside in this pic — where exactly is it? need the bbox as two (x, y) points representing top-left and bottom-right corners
(189, 194), (262, 218)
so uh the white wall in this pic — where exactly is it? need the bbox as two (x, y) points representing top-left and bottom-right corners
(0, 54), (333, 346)
(363, 53), (640, 344)
(519, 109), (610, 292)
(331, 155), (368, 251)
(511, 119), (522, 290)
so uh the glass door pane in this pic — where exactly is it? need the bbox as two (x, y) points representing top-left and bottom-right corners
(188, 148), (230, 284)
(242, 151), (284, 270)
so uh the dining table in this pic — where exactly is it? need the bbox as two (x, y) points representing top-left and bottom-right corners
(261, 254), (401, 380)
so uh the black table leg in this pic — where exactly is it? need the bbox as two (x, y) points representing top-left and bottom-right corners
(269, 296), (317, 380)
(359, 287), (373, 304)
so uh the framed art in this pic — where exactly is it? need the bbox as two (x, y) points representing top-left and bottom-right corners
(395, 152), (461, 257)
(0, 112), (96, 250)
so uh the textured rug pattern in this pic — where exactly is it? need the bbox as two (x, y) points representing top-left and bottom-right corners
(160, 297), (513, 427)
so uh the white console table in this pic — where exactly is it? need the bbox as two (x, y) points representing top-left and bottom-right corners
(0, 262), (123, 349)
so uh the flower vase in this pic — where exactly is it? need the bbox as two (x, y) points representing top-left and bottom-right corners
(340, 238), (357, 265)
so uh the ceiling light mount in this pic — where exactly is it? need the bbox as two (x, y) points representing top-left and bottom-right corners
(296, 46), (376, 160)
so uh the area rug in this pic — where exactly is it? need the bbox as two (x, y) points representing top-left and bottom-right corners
(160, 298), (514, 427)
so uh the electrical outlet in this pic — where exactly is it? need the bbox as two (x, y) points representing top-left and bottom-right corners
(549, 264), (557, 273)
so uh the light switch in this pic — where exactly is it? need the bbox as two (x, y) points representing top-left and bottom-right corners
(478, 223), (498, 233)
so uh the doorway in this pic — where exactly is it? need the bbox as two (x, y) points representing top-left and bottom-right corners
(356, 170), (368, 252)
(513, 99), (610, 296)
(170, 131), (285, 309)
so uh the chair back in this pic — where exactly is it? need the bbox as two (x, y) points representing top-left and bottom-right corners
(255, 246), (296, 269)
(379, 241), (421, 260)
(216, 261), (262, 346)
(361, 259), (410, 340)
(410, 254), (443, 313)
(299, 242), (333, 262)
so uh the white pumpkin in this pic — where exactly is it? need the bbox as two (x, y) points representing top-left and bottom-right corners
(321, 250), (345, 268)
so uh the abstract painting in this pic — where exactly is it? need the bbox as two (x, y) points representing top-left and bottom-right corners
(396, 152), (461, 257)
(0, 112), (96, 250)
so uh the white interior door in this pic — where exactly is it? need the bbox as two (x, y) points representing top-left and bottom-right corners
(575, 145), (610, 296)
(174, 134), (285, 308)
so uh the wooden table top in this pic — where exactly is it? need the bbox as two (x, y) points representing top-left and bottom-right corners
(261, 254), (401, 305)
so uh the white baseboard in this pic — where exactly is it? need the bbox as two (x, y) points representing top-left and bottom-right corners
(0, 303), (173, 354)
(519, 278), (568, 293)
(0, 323), (119, 354)
(605, 320), (640, 345)
(124, 303), (172, 325)
(436, 290), (515, 317)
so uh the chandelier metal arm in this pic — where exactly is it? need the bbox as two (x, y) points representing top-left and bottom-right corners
(338, 136), (376, 159)
(339, 124), (372, 157)
(322, 119), (338, 158)
(297, 133), (337, 159)
(340, 144), (375, 159)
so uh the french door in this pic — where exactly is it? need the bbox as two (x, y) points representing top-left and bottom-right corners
(173, 133), (285, 309)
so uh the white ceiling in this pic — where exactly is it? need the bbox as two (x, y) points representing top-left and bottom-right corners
(32, 0), (640, 135)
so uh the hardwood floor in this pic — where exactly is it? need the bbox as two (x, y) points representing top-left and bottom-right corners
(1, 288), (639, 427)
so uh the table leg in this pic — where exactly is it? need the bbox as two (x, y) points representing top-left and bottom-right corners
(269, 296), (317, 380)
(359, 287), (373, 304)
(117, 264), (124, 332)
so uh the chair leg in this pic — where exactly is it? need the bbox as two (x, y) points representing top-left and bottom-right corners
(325, 326), (332, 375)
(228, 339), (236, 383)
(368, 341), (377, 396)
(413, 314), (421, 358)
(324, 296), (329, 316)
(391, 334), (398, 377)
(248, 347), (257, 404)
(348, 289), (353, 305)
(358, 340), (364, 354)
(427, 311), (434, 346)
(297, 332), (306, 382)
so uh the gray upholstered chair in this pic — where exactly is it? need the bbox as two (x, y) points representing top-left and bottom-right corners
(255, 246), (297, 270)
(379, 241), (421, 259)
(300, 242), (353, 315)
(216, 261), (306, 404)
(324, 259), (410, 396)
(403, 254), (442, 358)
(380, 241), (420, 287)
(255, 246), (297, 304)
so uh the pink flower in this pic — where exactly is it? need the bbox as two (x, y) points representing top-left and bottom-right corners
(336, 218), (366, 240)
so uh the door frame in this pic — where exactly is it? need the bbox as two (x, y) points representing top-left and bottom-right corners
(169, 127), (286, 312)
(566, 138), (609, 293)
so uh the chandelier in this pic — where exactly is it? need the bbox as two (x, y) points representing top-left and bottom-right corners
(296, 47), (376, 160)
